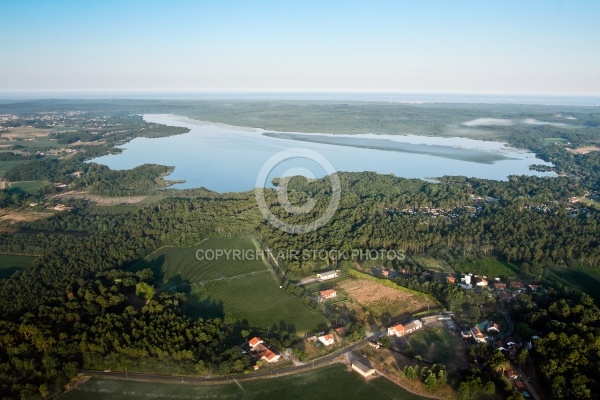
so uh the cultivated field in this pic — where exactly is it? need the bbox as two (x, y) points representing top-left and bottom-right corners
(0, 254), (36, 279)
(455, 258), (519, 279)
(336, 278), (438, 322)
(134, 237), (328, 332)
(59, 364), (428, 400)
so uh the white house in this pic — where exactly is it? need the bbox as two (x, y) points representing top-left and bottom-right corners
(462, 274), (472, 285)
(318, 334), (335, 346)
(316, 271), (338, 281)
(387, 323), (406, 337)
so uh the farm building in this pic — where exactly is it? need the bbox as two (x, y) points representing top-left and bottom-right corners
(318, 334), (335, 346)
(404, 320), (423, 334)
(319, 289), (337, 302)
(317, 270), (338, 280)
(387, 323), (406, 337)
(248, 336), (280, 363)
(352, 360), (376, 377)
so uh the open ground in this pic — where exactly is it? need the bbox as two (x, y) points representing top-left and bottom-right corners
(335, 277), (438, 323)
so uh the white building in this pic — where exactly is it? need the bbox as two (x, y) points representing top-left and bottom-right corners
(352, 360), (376, 377)
(316, 271), (338, 280)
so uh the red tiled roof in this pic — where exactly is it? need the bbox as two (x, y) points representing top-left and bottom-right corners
(322, 334), (334, 342)
(262, 349), (277, 360)
(249, 337), (262, 347)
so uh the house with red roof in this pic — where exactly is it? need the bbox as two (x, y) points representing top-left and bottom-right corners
(248, 336), (280, 363)
(510, 281), (524, 289)
(319, 289), (337, 302)
(387, 323), (406, 337)
(249, 337), (263, 348)
(318, 334), (335, 346)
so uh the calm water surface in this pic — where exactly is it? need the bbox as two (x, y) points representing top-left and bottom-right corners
(89, 114), (554, 192)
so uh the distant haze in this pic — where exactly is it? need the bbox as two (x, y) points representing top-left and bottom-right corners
(1, 0), (599, 96)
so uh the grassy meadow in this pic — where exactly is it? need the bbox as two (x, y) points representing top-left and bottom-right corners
(455, 258), (519, 279)
(7, 180), (48, 194)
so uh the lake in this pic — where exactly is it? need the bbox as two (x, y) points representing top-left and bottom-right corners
(90, 114), (555, 192)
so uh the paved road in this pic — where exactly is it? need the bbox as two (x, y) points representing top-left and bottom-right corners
(517, 367), (542, 400)
(80, 333), (380, 384)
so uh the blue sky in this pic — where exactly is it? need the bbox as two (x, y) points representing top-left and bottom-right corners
(1, 0), (599, 95)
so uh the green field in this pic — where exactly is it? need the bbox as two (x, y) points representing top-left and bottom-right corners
(412, 255), (452, 272)
(59, 364), (428, 400)
(0, 254), (36, 279)
(405, 327), (462, 364)
(8, 180), (48, 194)
(543, 265), (600, 304)
(455, 258), (519, 279)
(0, 160), (25, 178)
(134, 237), (328, 333)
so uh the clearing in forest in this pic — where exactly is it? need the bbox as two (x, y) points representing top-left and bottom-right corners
(336, 278), (438, 322)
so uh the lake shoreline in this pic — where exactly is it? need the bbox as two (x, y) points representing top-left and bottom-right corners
(88, 114), (555, 192)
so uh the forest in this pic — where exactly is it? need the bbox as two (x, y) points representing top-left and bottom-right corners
(0, 101), (599, 399)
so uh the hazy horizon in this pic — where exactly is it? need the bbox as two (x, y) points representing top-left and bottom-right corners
(1, 0), (599, 96)
(1, 91), (599, 107)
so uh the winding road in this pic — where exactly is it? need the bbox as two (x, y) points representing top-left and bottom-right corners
(79, 333), (380, 384)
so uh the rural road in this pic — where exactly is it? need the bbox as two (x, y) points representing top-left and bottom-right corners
(79, 332), (381, 384)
